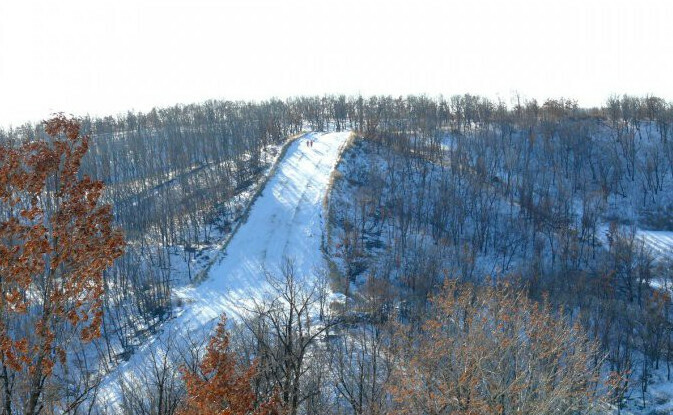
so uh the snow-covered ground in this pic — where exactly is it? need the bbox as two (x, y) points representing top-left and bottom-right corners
(95, 131), (351, 410)
(594, 226), (673, 414)
(639, 230), (673, 262)
(628, 229), (673, 414)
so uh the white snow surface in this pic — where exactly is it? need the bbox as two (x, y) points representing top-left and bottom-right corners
(638, 230), (673, 261)
(96, 131), (350, 410)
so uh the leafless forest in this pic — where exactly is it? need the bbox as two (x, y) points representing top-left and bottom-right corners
(2, 94), (673, 414)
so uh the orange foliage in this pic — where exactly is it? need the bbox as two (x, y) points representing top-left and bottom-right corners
(179, 315), (278, 415)
(387, 280), (603, 415)
(0, 115), (124, 413)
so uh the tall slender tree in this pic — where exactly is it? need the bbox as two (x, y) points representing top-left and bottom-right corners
(179, 315), (278, 415)
(0, 115), (124, 414)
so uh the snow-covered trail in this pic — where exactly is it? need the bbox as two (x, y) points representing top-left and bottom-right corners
(97, 131), (350, 410)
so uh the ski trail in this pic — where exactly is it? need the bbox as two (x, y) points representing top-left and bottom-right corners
(96, 131), (350, 410)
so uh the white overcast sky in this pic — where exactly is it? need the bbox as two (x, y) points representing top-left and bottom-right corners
(0, 0), (672, 127)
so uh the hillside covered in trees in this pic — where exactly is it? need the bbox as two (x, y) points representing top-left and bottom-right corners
(2, 94), (673, 414)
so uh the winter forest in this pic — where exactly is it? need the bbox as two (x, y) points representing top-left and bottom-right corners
(3, 94), (673, 414)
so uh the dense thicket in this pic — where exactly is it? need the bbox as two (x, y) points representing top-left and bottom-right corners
(388, 280), (602, 415)
(327, 93), (673, 411)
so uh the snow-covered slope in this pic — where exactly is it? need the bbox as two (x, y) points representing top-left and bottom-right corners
(639, 230), (673, 261)
(96, 131), (350, 410)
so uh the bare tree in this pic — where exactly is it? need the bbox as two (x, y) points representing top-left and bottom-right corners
(241, 258), (338, 415)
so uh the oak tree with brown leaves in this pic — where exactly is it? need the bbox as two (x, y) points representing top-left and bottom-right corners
(388, 280), (605, 415)
(0, 115), (124, 415)
(179, 314), (278, 415)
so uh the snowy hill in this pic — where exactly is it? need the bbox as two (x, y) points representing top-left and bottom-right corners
(95, 131), (351, 411)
